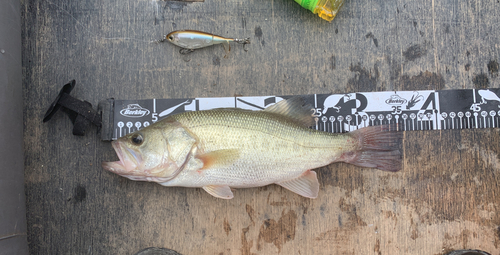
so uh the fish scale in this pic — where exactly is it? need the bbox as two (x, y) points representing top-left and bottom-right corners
(169, 110), (350, 188)
(176, 109), (349, 148)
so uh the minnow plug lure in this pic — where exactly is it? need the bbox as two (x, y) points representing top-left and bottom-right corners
(157, 30), (250, 58)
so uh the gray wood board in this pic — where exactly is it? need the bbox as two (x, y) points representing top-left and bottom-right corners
(22, 0), (500, 254)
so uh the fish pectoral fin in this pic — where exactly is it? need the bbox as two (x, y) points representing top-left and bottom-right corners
(197, 149), (240, 170)
(264, 97), (315, 127)
(203, 185), (234, 199)
(276, 170), (319, 199)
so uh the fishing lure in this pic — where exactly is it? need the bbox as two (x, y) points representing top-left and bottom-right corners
(158, 30), (250, 58)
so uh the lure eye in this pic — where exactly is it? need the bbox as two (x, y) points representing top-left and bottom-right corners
(168, 35), (174, 41)
(131, 134), (144, 145)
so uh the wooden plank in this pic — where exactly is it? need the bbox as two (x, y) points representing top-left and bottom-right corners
(22, 0), (500, 254)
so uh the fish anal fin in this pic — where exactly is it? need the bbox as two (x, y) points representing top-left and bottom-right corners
(276, 170), (319, 198)
(197, 149), (240, 170)
(203, 185), (234, 199)
(264, 97), (315, 127)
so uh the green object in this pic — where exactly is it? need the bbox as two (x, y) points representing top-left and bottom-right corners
(294, 0), (320, 12)
(294, 0), (345, 21)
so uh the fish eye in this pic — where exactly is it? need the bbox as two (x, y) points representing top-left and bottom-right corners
(168, 35), (174, 41)
(131, 133), (144, 145)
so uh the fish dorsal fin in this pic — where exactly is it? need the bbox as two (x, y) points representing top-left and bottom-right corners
(276, 170), (319, 198)
(197, 149), (240, 170)
(264, 97), (315, 127)
(203, 185), (234, 199)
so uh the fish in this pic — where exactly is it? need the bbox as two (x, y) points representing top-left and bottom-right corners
(163, 30), (250, 57)
(102, 97), (402, 199)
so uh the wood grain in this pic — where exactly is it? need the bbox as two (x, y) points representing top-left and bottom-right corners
(22, 0), (500, 254)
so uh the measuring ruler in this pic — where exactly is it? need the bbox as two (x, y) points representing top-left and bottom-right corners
(99, 88), (500, 140)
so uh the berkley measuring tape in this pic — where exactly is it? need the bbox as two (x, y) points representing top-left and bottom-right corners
(98, 88), (500, 140)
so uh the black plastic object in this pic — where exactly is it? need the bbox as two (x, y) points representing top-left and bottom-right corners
(135, 247), (182, 255)
(0, 0), (29, 253)
(98, 98), (115, 141)
(43, 80), (102, 136)
(445, 250), (492, 255)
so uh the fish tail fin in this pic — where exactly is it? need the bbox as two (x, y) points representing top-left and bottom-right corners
(341, 124), (403, 172)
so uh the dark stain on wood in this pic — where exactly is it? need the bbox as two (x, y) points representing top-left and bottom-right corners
(346, 63), (379, 92)
(314, 227), (360, 255)
(444, 24), (451, 34)
(268, 195), (293, 207)
(403, 44), (428, 61)
(254, 26), (262, 38)
(374, 238), (381, 255)
(488, 60), (499, 76)
(329, 55), (336, 70)
(245, 204), (256, 226)
(473, 73), (490, 89)
(254, 26), (264, 46)
(384, 211), (397, 223)
(241, 18), (246, 30)
(319, 204), (326, 217)
(365, 32), (379, 47)
(410, 217), (419, 240)
(387, 55), (402, 81)
(395, 71), (445, 90)
(460, 229), (470, 248)
(72, 185), (86, 203)
(223, 218), (231, 236)
(257, 210), (297, 253)
(240, 227), (255, 255)
(494, 226), (500, 248)
(165, 1), (201, 11)
(338, 198), (367, 227)
(212, 56), (220, 66)
(317, 164), (366, 195)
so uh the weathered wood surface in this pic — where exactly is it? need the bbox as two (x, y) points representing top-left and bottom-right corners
(22, 0), (500, 254)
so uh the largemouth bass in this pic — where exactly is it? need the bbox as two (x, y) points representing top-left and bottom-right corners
(102, 97), (402, 199)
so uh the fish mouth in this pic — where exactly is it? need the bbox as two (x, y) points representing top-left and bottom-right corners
(102, 141), (141, 175)
(102, 140), (181, 184)
(102, 141), (126, 174)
